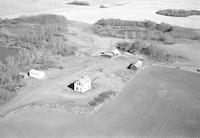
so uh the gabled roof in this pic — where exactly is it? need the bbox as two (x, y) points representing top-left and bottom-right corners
(77, 75), (91, 86)
(111, 49), (120, 55)
(29, 69), (45, 79)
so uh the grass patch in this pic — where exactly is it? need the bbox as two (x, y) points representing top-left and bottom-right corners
(67, 1), (89, 6)
(116, 41), (184, 62)
(172, 27), (200, 40)
(88, 91), (116, 107)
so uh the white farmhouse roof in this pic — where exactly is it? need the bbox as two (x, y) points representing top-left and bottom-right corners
(78, 76), (91, 86)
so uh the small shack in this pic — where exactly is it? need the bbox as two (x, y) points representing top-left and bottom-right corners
(74, 76), (91, 93)
(100, 51), (114, 58)
(127, 60), (143, 70)
(28, 69), (45, 79)
(127, 63), (137, 70)
(18, 72), (29, 79)
(135, 60), (143, 69)
(111, 49), (121, 56)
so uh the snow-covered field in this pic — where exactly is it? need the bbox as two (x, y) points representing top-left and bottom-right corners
(0, 0), (200, 29)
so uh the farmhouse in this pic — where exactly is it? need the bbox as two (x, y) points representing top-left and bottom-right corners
(28, 69), (45, 79)
(74, 76), (92, 93)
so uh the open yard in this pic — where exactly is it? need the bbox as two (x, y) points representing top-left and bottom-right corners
(0, 66), (200, 137)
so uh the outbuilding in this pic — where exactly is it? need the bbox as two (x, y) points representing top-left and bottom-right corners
(74, 76), (91, 93)
(28, 69), (45, 79)
(18, 72), (29, 79)
(111, 49), (121, 56)
(127, 60), (143, 70)
(127, 63), (137, 70)
(134, 60), (143, 69)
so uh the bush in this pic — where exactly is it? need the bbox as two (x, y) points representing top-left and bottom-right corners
(161, 33), (176, 44)
(17, 24), (67, 48)
(172, 27), (200, 40)
(47, 38), (76, 56)
(0, 14), (77, 104)
(156, 23), (174, 33)
(156, 9), (200, 17)
(94, 19), (175, 43)
(0, 56), (21, 104)
(67, 1), (89, 6)
(15, 15), (76, 57)
(99, 5), (106, 8)
(88, 91), (116, 107)
(116, 41), (132, 52)
(18, 14), (68, 26)
(0, 88), (16, 104)
(95, 19), (174, 31)
(116, 41), (182, 62)
(17, 15), (68, 47)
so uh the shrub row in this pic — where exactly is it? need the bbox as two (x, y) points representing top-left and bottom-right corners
(94, 25), (175, 44)
(67, 1), (90, 6)
(17, 14), (68, 25)
(116, 41), (183, 62)
(94, 19), (175, 44)
(156, 9), (200, 17)
(95, 19), (174, 32)
(0, 50), (33, 104)
(88, 91), (116, 107)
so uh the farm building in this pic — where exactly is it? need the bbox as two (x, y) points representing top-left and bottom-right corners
(127, 63), (137, 70)
(74, 76), (92, 93)
(100, 49), (121, 58)
(100, 51), (114, 58)
(111, 49), (121, 56)
(127, 60), (143, 70)
(92, 49), (121, 58)
(28, 69), (45, 79)
(18, 72), (29, 79)
(135, 60), (143, 69)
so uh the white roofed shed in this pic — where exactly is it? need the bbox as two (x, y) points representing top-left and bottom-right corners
(28, 69), (45, 79)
